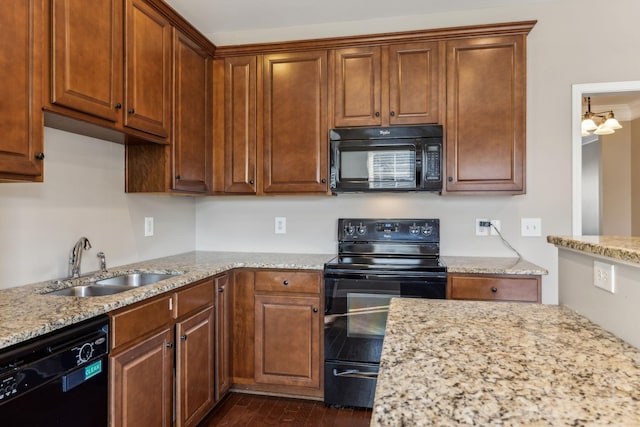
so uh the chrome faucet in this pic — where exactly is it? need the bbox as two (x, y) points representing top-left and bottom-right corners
(97, 252), (107, 273)
(69, 237), (92, 278)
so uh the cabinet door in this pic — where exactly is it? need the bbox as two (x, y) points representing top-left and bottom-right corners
(50, 0), (122, 123)
(262, 51), (328, 193)
(224, 56), (258, 193)
(173, 31), (212, 193)
(215, 275), (231, 400)
(0, 0), (44, 181)
(110, 328), (173, 427)
(445, 35), (526, 193)
(447, 274), (541, 303)
(231, 270), (255, 384)
(388, 42), (440, 125)
(254, 294), (321, 389)
(124, 0), (172, 138)
(333, 47), (382, 127)
(176, 307), (215, 427)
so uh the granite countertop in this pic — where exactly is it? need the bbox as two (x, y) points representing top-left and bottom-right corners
(371, 298), (640, 426)
(442, 256), (547, 275)
(0, 251), (333, 350)
(548, 235), (640, 264)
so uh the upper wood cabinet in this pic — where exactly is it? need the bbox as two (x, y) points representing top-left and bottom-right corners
(333, 42), (441, 127)
(223, 56), (258, 194)
(445, 35), (526, 193)
(172, 31), (213, 193)
(124, 0), (172, 139)
(0, 0), (44, 182)
(262, 51), (329, 194)
(49, 0), (123, 123)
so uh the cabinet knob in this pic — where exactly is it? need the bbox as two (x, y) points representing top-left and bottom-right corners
(491, 287), (498, 293)
(115, 103), (122, 110)
(128, 108), (135, 114)
(181, 335), (188, 341)
(176, 175), (181, 180)
(321, 178), (326, 184)
(35, 153), (45, 160)
(313, 307), (318, 313)
(283, 280), (289, 286)
(390, 111), (395, 117)
(448, 177), (453, 182)
(218, 286), (225, 293)
(249, 179), (254, 185)
(167, 342), (174, 349)
(374, 112), (380, 117)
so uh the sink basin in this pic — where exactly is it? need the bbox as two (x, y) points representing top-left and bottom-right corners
(47, 285), (133, 297)
(44, 272), (181, 297)
(94, 272), (179, 287)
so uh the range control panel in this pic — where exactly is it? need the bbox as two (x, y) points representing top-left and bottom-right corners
(338, 218), (440, 243)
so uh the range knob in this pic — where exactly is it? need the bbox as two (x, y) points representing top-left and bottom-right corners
(409, 223), (420, 235)
(76, 342), (94, 364)
(356, 223), (367, 235)
(421, 224), (434, 236)
(344, 223), (355, 235)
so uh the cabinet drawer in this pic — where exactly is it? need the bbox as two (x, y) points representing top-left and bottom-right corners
(255, 271), (320, 294)
(111, 294), (173, 349)
(448, 275), (540, 303)
(175, 278), (214, 318)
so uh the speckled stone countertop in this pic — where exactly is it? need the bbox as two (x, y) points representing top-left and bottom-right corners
(371, 298), (640, 426)
(0, 251), (332, 350)
(548, 235), (640, 264)
(442, 256), (547, 275)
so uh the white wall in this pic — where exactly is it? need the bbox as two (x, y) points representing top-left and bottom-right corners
(0, 128), (196, 289)
(196, 0), (640, 305)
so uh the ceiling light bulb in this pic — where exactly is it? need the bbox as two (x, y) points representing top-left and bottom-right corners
(594, 124), (614, 135)
(582, 118), (597, 132)
(604, 116), (622, 130)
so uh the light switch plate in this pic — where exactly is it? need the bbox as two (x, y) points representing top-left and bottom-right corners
(593, 260), (615, 293)
(144, 217), (154, 237)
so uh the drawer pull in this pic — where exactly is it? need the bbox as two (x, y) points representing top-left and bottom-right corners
(283, 280), (289, 286)
(491, 287), (498, 293)
(180, 335), (187, 341)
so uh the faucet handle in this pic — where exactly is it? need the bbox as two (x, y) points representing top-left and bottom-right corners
(97, 252), (107, 273)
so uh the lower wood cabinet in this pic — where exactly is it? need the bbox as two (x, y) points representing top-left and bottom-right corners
(447, 273), (541, 303)
(231, 269), (323, 398)
(214, 274), (231, 400)
(109, 277), (217, 427)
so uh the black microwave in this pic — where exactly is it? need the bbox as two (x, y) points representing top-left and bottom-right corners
(329, 125), (443, 193)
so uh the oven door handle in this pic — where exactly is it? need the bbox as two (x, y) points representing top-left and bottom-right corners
(325, 271), (446, 280)
(332, 369), (378, 380)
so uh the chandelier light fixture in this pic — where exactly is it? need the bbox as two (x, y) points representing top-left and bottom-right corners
(581, 96), (623, 136)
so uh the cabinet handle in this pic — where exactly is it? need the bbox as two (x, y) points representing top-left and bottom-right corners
(448, 177), (453, 182)
(128, 108), (135, 114)
(181, 335), (187, 341)
(115, 103), (122, 110)
(374, 112), (380, 117)
(390, 111), (395, 117)
(169, 298), (173, 311)
(35, 153), (45, 160)
(176, 175), (181, 180)
(249, 179), (254, 185)
(283, 280), (289, 286)
(491, 287), (498, 293)
(218, 286), (225, 292)
(167, 342), (174, 349)
(313, 307), (318, 313)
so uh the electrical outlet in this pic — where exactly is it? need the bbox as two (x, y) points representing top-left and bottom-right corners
(521, 218), (542, 237)
(593, 260), (615, 293)
(490, 220), (501, 236)
(144, 217), (154, 237)
(275, 217), (287, 234)
(475, 218), (489, 236)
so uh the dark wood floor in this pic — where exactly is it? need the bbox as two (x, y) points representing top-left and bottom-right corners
(198, 393), (372, 427)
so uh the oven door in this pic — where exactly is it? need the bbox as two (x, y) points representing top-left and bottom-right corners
(324, 271), (446, 364)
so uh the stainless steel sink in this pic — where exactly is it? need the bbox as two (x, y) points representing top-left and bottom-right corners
(94, 272), (178, 287)
(47, 285), (133, 297)
(45, 272), (181, 297)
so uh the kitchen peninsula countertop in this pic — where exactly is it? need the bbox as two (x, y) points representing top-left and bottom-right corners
(548, 235), (640, 264)
(371, 298), (640, 426)
(0, 251), (333, 350)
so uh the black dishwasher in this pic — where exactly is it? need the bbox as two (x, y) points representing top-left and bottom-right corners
(0, 315), (109, 426)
